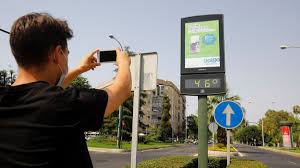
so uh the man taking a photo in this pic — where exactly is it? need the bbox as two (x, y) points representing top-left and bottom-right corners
(0, 12), (131, 167)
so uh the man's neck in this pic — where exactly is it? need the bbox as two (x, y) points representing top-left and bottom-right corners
(12, 67), (57, 86)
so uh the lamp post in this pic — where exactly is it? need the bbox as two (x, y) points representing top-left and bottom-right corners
(280, 45), (300, 50)
(109, 35), (124, 51)
(248, 100), (265, 147)
(248, 98), (277, 147)
(0, 28), (10, 34)
(185, 104), (189, 141)
(109, 35), (124, 149)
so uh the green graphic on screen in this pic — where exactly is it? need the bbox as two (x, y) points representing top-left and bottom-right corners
(185, 20), (220, 68)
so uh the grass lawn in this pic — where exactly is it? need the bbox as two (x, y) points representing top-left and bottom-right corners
(208, 144), (236, 152)
(228, 158), (267, 168)
(272, 147), (300, 153)
(87, 138), (181, 150)
(263, 146), (300, 155)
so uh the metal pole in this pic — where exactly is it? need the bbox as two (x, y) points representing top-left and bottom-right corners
(117, 105), (123, 149)
(171, 89), (174, 142)
(212, 131), (215, 150)
(290, 126), (294, 148)
(226, 129), (230, 166)
(131, 54), (141, 168)
(109, 35), (124, 51)
(0, 28), (10, 34)
(198, 96), (208, 168)
(185, 116), (188, 141)
(262, 117), (265, 147)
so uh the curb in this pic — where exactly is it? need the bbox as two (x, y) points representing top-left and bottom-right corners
(232, 145), (244, 157)
(88, 147), (128, 153)
(208, 150), (239, 157)
(193, 150), (239, 157)
(259, 147), (300, 158)
(88, 144), (186, 153)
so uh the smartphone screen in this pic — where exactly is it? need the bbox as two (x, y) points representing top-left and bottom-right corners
(97, 50), (117, 63)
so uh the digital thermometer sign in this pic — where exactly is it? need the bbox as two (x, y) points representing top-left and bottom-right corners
(180, 14), (226, 96)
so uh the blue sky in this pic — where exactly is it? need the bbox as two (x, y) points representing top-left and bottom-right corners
(1, 0), (300, 123)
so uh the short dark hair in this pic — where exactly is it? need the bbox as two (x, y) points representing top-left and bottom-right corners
(10, 12), (73, 68)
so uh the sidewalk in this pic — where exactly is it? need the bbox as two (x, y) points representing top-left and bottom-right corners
(259, 147), (300, 158)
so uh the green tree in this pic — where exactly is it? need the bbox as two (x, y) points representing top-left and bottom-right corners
(70, 75), (91, 89)
(144, 126), (161, 144)
(159, 95), (172, 141)
(293, 105), (300, 147)
(293, 105), (300, 115)
(99, 92), (148, 141)
(258, 109), (298, 146)
(0, 69), (16, 86)
(187, 114), (198, 139)
(234, 125), (262, 145)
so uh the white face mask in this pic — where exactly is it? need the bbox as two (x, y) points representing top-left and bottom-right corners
(56, 50), (68, 86)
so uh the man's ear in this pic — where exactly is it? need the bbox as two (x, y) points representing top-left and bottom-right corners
(51, 46), (62, 64)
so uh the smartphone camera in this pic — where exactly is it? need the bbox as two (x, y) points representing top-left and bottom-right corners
(97, 50), (117, 63)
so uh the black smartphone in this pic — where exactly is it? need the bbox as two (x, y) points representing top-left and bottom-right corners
(97, 50), (117, 63)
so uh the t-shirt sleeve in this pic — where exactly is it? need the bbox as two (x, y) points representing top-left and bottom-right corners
(70, 88), (108, 131)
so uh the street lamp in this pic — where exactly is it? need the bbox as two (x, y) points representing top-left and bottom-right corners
(185, 104), (189, 141)
(108, 34), (124, 149)
(280, 44), (300, 50)
(247, 98), (277, 147)
(0, 28), (10, 34)
(248, 100), (265, 147)
(109, 35), (124, 51)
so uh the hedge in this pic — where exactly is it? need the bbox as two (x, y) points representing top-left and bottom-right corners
(132, 156), (267, 168)
(132, 156), (226, 168)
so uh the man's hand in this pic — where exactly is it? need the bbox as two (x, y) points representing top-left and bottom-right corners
(116, 48), (131, 68)
(76, 49), (100, 73)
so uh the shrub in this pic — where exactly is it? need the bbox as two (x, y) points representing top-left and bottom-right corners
(183, 157), (226, 168)
(135, 156), (226, 168)
(134, 156), (267, 168)
(137, 156), (193, 168)
(267, 142), (274, 147)
(216, 143), (225, 148)
(228, 159), (267, 168)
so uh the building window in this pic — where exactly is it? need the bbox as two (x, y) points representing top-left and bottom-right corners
(156, 85), (165, 96)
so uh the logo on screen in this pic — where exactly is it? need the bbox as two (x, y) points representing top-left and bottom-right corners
(202, 34), (216, 45)
(204, 57), (220, 65)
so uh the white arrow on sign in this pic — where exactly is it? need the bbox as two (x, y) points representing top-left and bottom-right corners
(222, 104), (235, 126)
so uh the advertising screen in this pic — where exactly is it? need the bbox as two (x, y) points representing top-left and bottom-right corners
(181, 15), (225, 74)
(185, 20), (220, 68)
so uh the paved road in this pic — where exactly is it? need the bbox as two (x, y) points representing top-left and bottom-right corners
(90, 144), (197, 168)
(234, 144), (300, 168)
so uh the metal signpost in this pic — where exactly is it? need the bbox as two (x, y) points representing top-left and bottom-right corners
(130, 52), (158, 168)
(180, 14), (226, 168)
(214, 101), (244, 166)
(117, 105), (123, 149)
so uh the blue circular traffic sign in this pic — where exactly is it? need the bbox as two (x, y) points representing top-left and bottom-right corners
(214, 101), (244, 129)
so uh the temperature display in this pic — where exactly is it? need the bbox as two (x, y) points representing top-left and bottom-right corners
(180, 73), (225, 95)
(185, 79), (221, 88)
